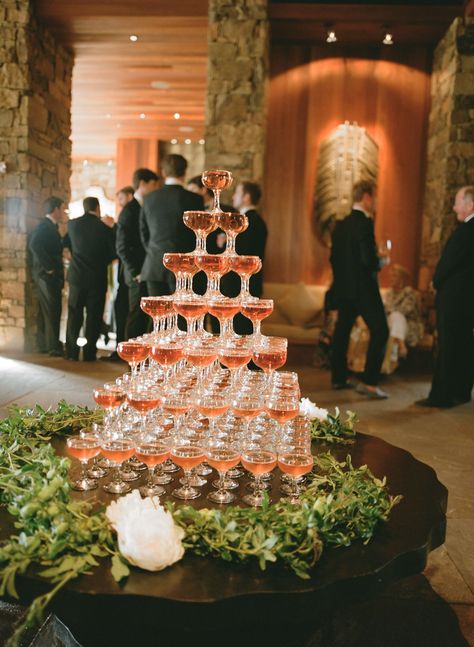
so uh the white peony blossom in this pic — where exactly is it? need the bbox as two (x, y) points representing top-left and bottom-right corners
(299, 397), (328, 421)
(106, 490), (185, 571)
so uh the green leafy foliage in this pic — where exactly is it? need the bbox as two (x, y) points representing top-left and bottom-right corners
(310, 408), (357, 444)
(0, 402), (400, 645)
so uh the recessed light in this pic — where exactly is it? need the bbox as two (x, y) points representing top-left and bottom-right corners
(199, 139), (205, 145)
(326, 30), (337, 43)
(129, 35), (138, 42)
(105, 113), (112, 119)
(184, 139), (191, 145)
(151, 81), (170, 90)
(170, 139), (178, 145)
(139, 113), (146, 119)
(107, 159), (113, 166)
(179, 126), (193, 132)
(173, 112), (181, 120)
(383, 32), (394, 45)
(83, 160), (89, 166)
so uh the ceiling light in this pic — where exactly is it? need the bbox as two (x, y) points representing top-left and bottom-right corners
(383, 32), (394, 45)
(129, 35), (138, 42)
(170, 139), (178, 145)
(83, 160), (89, 166)
(179, 126), (193, 132)
(139, 113), (146, 119)
(107, 159), (113, 166)
(326, 29), (337, 44)
(151, 81), (170, 90)
(199, 139), (205, 145)
(173, 112), (181, 120)
(184, 139), (191, 145)
(105, 113), (111, 119)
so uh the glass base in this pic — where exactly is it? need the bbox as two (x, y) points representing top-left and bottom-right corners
(279, 494), (302, 505)
(139, 483), (166, 497)
(97, 457), (113, 469)
(212, 477), (238, 491)
(227, 467), (244, 478)
(119, 468), (140, 482)
(153, 471), (173, 485)
(127, 457), (148, 472)
(163, 459), (180, 473)
(280, 481), (305, 495)
(103, 480), (131, 494)
(207, 489), (235, 504)
(70, 477), (98, 491)
(242, 492), (268, 507)
(180, 474), (206, 487)
(246, 479), (270, 491)
(87, 465), (108, 479)
(172, 485), (201, 500)
(197, 463), (212, 476)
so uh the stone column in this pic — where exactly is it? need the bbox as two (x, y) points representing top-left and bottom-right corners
(420, 17), (474, 278)
(205, 0), (269, 189)
(0, 0), (73, 350)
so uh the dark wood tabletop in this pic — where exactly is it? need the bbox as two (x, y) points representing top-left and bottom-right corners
(5, 433), (447, 647)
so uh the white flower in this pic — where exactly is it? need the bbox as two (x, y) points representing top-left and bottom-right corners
(106, 490), (185, 571)
(299, 397), (328, 421)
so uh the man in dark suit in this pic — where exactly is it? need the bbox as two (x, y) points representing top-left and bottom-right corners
(65, 197), (116, 361)
(416, 186), (474, 408)
(330, 180), (389, 398)
(116, 169), (159, 339)
(140, 155), (203, 296)
(28, 196), (66, 356)
(226, 181), (268, 334)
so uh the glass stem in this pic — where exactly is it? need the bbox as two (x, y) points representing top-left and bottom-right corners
(214, 189), (221, 212)
(240, 276), (250, 299)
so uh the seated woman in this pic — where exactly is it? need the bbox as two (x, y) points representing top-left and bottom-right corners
(382, 264), (423, 373)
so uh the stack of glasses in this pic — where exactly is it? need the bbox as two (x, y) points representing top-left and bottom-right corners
(66, 169), (313, 508)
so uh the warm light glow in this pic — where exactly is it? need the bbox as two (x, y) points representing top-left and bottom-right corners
(383, 32), (394, 45)
(83, 160), (89, 166)
(184, 139), (191, 145)
(139, 113), (146, 119)
(170, 139), (178, 144)
(129, 35), (138, 42)
(199, 139), (205, 145)
(173, 112), (181, 120)
(107, 159), (113, 167)
(326, 30), (337, 44)
(105, 113), (111, 119)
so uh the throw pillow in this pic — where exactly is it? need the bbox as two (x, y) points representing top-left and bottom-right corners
(277, 282), (322, 327)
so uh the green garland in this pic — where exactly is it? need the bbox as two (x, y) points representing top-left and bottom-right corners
(0, 402), (400, 645)
(310, 408), (357, 444)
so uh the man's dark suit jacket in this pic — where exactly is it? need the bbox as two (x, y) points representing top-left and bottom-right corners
(330, 209), (381, 304)
(433, 217), (474, 319)
(139, 185), (203, 283)
(29, 218), (64, 287)
(67, 213), (116, 289)
(222, 208), (268, 298)
(115, 198), (145, 287)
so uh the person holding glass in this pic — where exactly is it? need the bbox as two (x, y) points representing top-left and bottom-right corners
(329, 179), (389, 399)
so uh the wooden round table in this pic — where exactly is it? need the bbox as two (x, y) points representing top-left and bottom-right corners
(11, 433), (447, 647)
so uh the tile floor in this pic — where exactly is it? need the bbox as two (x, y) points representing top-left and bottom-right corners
(0, 350), (473, 644)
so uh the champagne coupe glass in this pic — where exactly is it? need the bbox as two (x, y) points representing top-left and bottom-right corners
(218, 341), (253, 387)
(241, 447), (277, 507)
(207, 297), (241, 338)
(278, 450), (314, 504)
(195, 394), (230, 437)
(126, 386), (162, 435)
(172, 298), (208, 339)
(231, 395), (264, 437)
(162, 393), (191, 435)
(201, 169), (233, 213)
(163, 253), (198, 298)
(195, 254), (230, 298)
(100, 437), (136, 494)
(183, 210), (217, 254)
(117, 342), (150, 381)
(266, 396), (300, 428)
(216, 212), (248, 256)
(66, 434), (100, 491)
(252, 337), (288, 385)
(240, 299), (273, 339)
(140, 296), (174, 339)
(171, 442), (206, 500)
(150, 340), (184, 381)
(206, 441), (241, 504)
(184, 341), (218, 389)
(93, 386), (126, 434)
(228, 255), (262, 301)
(80, 425), (109, 479)
(135, 438), (171, 497)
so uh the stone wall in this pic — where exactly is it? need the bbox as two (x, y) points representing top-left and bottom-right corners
(421, 17), (474, 277)
(0, 0), (73, 350)
(205, 0), (268, 193)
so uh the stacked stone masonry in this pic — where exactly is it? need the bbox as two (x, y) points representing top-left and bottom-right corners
(205, 0), (269, 189)
(421, 17), (474, 275)
(0, 0), (73, 350)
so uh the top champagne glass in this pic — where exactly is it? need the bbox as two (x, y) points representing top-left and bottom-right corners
(183, 211), (217, 254)
(202, 169), (233, 213)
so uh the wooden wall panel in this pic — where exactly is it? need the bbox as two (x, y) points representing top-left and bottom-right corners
(115, 138), (160, 193)
(263, 46), (432, 287)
